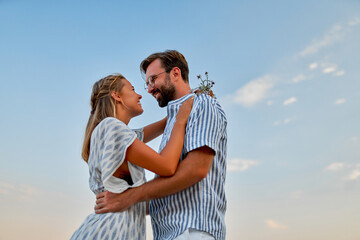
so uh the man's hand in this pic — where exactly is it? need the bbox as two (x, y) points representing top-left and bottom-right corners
(94, 147), (214, 214)
(95, 189), (136, 214)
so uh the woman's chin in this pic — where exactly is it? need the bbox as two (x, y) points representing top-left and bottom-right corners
(135, 108), (144, 117)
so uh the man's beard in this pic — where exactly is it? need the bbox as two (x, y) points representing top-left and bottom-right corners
(156, 75), (176, 107)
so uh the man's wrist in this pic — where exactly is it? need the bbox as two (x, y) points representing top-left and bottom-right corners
(128, 185), (146, 204)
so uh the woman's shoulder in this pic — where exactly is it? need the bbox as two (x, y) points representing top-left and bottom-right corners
(99, 117), (127, 128)
(94, 117), (129, 137)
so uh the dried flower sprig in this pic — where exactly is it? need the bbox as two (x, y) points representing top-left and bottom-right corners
(190, 72), (216, 98)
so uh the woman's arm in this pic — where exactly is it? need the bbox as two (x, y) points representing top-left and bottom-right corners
(95, 147), (214, 214)
(142, 117), (167, 143)
(125, 97), (193, 177)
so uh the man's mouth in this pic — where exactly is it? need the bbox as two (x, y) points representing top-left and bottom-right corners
(153, 90), (161, 99)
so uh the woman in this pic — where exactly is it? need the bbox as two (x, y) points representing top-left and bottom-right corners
(71, 74), (193, 239)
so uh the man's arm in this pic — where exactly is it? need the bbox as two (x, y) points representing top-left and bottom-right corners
(142, 117), (167, 143)
(95, 146), (214, 213)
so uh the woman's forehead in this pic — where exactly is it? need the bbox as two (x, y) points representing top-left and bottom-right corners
(123, 79), (131, 86)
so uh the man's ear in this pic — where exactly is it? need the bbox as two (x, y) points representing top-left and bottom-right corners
(171, 67), (182, 82)
(111, 91), (122, 102)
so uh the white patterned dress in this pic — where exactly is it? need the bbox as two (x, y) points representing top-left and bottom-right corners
(71, 117), (146, 240)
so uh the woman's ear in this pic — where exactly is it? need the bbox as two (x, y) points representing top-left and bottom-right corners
(111, 91), (122, 102)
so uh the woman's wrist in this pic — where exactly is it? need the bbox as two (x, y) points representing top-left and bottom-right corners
(174, 120), (187, 127)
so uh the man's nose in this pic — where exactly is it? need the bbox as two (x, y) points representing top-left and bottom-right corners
(147, 84), (154, 94)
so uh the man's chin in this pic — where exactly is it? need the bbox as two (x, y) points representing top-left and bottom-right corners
(154, 95), (166, 107)
(157, 98), (168, 108)
(158, 101), (167, 108)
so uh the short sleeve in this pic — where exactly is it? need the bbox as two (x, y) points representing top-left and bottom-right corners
(184, 96), (225, 154)
(99, 118), (137, 188)
(132, 128), (144, 142)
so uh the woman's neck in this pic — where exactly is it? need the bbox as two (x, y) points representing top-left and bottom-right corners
(115, 105), (131, 125)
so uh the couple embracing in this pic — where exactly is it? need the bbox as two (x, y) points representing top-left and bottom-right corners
(71, 50), (228, 240)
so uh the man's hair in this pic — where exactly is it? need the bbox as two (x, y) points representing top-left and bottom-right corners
(140, 50), (189, 83)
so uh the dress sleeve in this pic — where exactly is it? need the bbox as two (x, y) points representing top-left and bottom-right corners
(132, 128), (144, 142)
(99, 118), (137, 188)
(184, 96), (225, 155)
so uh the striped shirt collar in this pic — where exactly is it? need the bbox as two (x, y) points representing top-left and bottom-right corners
(167, 93), (195, 107)
(166, 93), (194, 118)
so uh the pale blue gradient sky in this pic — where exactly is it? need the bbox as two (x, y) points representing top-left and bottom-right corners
(0, 1), (359, 239)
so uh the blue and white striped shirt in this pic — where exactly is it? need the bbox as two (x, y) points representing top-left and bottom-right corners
(149, 93), (227, 240)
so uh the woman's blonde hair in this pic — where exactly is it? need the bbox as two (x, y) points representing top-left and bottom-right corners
(81, 74), (126, 162)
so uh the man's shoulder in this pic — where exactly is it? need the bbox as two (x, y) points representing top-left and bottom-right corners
(194, 93), (215, 103)
(193, 94), (226, 119)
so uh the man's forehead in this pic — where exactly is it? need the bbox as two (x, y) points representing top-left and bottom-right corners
(146, 59), (164, 75)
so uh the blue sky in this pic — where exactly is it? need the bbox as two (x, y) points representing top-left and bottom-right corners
(1, 1), (359, 239)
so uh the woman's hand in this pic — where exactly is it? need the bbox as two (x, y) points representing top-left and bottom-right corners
(176, 96), (194, 125)
(123, 97), (194, 177)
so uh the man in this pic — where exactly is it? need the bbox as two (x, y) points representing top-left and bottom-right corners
(96, 50), (227, 240)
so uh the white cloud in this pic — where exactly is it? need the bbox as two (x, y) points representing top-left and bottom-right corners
(348, 16), (360, 26)
(323, 66), (337, 74)
(0, 181), (40, 201)
(292, 74), (307, 83)
(273, 117), (295, 126)
(290, 190), (304, 200)
(346, 169), (360, 181)
(320, 62), (338, 74)
(0, 181), (15, 195)
(325, 162), (360, 181)
(283, 118), (292, 124)
(273, 120), (281, 126)
(283, 97), (297, 106)
(299, 24), (343, 57)
(232, 75), (274, 107)
(350, 136), (359, 143)
(335, 98), (346, 105)
(309, 62), (318, 70)
(266, 100), (273, 106)
(265, 219), (287, 229)
(228, 158), (260, 172)
(335, 70), (345, 76)
(0, 182), (14, 196)
(325, 162), (346, 171)
(18, 185), (40, 201)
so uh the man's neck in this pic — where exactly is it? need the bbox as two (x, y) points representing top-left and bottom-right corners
(174, 84), (191, 100)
